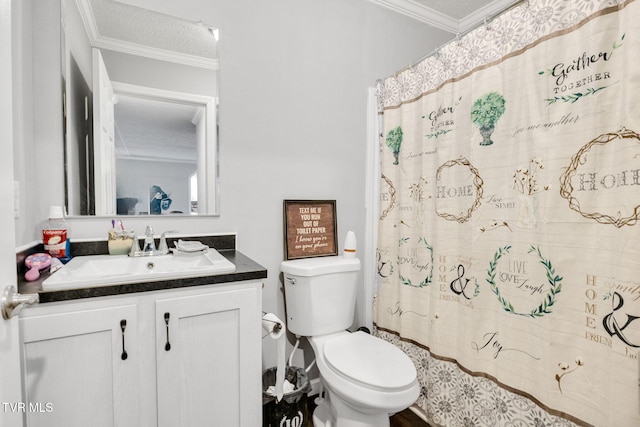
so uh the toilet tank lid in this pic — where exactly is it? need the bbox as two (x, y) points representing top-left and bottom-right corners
(281, 256), (361, 276)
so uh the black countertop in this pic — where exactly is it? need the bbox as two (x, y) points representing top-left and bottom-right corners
(17, 235), (267, 303)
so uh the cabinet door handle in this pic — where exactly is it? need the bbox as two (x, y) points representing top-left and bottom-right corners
(120, 319), (128, 360)
(164, 312), (171, 351)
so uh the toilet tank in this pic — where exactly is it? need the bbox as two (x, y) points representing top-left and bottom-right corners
(281, 256), (361, 336)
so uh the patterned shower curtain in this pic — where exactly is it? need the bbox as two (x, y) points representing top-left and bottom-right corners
(374, 0), (640, 426)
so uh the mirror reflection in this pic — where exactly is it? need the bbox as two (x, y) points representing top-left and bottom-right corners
(62, 0), (219, 217)
(113, 85), (211, 216)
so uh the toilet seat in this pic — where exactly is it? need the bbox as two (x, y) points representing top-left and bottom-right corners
(323, 332), (416, 391)
(309, 331), (420, 417)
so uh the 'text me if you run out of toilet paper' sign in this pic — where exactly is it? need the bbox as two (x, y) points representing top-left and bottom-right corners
(283, 200), (338, 260)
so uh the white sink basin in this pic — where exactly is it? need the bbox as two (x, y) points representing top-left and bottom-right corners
(42, 249), (236, 290)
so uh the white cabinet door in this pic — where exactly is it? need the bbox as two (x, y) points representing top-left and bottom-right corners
(156, 284), (261, 427)
(20, 304), (138, 427)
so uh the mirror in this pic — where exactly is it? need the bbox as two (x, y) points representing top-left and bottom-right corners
(62, 0), (219, 217)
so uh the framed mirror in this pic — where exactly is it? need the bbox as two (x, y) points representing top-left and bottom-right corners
(62, 0), (219, 217)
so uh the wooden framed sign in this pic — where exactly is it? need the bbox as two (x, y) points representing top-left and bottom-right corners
(283, 200), (338, 260)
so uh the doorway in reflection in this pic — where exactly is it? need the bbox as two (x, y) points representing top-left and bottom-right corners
(114, 93), (199, 215)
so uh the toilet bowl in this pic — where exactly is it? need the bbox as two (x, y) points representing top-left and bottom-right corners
(309, 331), (419, 427)
(281, 253), (419, 427)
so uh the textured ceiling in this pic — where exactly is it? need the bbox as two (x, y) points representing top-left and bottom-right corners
(88, 0), (217, 63)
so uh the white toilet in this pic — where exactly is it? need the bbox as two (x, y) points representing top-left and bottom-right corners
(281, 255), (419, 427)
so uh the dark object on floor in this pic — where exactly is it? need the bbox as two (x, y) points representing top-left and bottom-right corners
(390, 408), (431, 426)
(262, 366), (312, 426)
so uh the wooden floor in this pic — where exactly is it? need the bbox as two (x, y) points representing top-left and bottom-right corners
(390, 408), (431, 427)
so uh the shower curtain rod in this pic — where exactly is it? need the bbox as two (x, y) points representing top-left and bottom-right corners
(391, 0), (527, 77)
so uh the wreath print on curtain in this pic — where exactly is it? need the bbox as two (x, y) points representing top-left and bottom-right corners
(485, 245), (563, 318)
(435, 157), (484, 223)
(560, 127), (640, 228)
(374, 0), (640, 426)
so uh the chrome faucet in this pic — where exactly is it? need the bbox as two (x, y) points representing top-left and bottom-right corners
(143, 226), (156, 253)
(128, 233), (141, 257)
(158, 230), (179, 255)
(128, 227), (179, 257)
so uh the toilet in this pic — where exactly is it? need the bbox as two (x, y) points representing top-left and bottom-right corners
(281, 255), (419, 427)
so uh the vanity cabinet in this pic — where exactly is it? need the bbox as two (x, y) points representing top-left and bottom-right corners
(155, 285), (262, 427)
(19, 302), (139, 427)
(19, 280), (262, 427)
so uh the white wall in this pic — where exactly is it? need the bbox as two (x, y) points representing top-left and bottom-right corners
(14, 0), (65, 245)
(12, 0), (33, 243)
(15, 0), (453, 370)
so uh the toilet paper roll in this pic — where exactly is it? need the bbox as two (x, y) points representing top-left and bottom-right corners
(262, 312), (284, 339)
(262, 313), (286, 401)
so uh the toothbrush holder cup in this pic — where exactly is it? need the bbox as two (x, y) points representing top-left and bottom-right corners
(108, 230), (136, 255)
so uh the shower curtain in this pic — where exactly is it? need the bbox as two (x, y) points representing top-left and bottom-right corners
(374, 0), (640, 426)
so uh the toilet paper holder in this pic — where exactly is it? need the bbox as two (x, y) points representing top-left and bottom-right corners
(262, 311), (283, 335)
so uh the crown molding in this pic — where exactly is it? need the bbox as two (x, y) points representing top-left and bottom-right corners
(75, 0), (217, 70)
(370, 0), (458, 32)
(77, 0), (100, 41)
(370, 0), (520, 33)
(92, 36), (219, 70)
